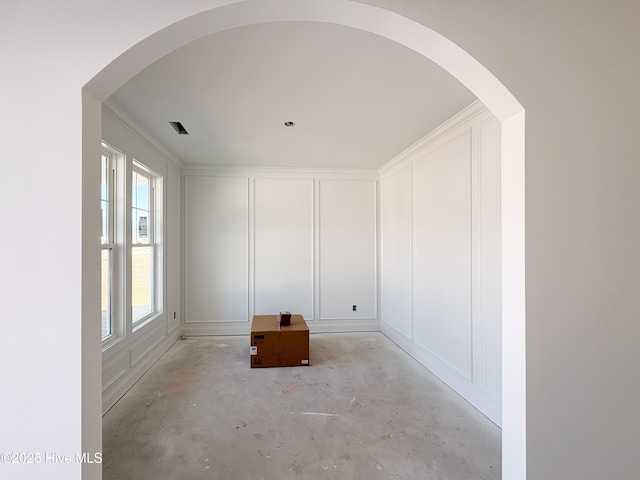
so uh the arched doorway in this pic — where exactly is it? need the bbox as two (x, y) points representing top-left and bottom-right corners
(84, 1), (525, 477)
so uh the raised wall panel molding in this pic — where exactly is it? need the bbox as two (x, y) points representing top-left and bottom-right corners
(101, 350), (129, 392)
(318, 179), (378, 320)
(130, 321), (167, 367)
(102, 333), (180, 415)
(253, 177), (315, 319)
(380, 105), (502, 425)
(184, 175), (250, 323)
(184, 170), (380, 327)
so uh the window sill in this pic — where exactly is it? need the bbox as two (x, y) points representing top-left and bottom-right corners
(132, 312), (164, 335)
(102, 334), (125, 355)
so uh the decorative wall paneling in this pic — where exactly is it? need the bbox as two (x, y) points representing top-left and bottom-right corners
(183, 168), (379, 336)
(380, 103), (502, 425)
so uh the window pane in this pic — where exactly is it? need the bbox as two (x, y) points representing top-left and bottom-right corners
(101, 154), (110, 244)
(101, 200), (109, 244)
(101, 154), (109, 201)
(132, 209), (150, 244)
(132, 171), (150, 210)
(132, 246), (153, 322)
(101, 248), (112, 339)
(131, 171), (138, 208)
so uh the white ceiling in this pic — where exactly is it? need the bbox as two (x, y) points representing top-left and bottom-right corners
(109, 21), (476, 170)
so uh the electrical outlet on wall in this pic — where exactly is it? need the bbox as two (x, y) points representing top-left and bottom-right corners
(352, 305), (357, 312)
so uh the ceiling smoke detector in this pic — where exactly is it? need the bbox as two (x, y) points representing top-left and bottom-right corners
(284, 121), (295, 127)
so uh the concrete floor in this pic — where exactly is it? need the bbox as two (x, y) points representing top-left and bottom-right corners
(103, 332), (501, 479)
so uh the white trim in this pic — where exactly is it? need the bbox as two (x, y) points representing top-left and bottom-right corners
(162, 163), (171, 337)
(184, 317), (250, 324)
(500, 111), (527, 478)
(310, 179), (317, 320)
(316, 316), (379, 321)
(100, 246), (114, 342)
(103, 99), (185, 169)
(379, 100), (487, 178)
(131, 309), (161, 333)
(248, 177), (256, 321)
(470, 120), (482, 384)
(373, 179), (379, 320)
(100, 143), (126, 348)
(130, 163), (161, 328)
(183, 165), (379, 179)
(317, 179), (323, 319)
(102, 349), (129, 392)
(313, 178), (321, 321)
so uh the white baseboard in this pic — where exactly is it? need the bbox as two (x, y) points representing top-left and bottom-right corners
(381, 321), (501, 427)
(183, 321), (251, 336)
(309, 318), (380, 333)
(183, 318), (380, 336)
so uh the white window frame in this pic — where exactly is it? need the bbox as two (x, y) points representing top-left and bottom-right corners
(101, 143), (126, 346)
(101, 150), (114, 341)
(130, 159), (162, 330)
(101, 145), (164, 348)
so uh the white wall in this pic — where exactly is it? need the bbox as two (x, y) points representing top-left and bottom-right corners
(183, 170), (379, 335)
(381, 104), (502, 424)
(100, 105), (182, 413)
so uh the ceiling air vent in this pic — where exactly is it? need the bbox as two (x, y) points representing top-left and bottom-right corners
(169, 121), (189, 135)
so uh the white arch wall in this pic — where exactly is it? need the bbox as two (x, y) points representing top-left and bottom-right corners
(86, 0), (523, 121)
(1, 2), (537, 480)
(84, 2), (526, 478)
(4, 1), (637, 478)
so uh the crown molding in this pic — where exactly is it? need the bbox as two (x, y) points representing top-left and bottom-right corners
(183, 164), (379, 180)
(378, 100), (487, 177)
(102, 98), (185, 169)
